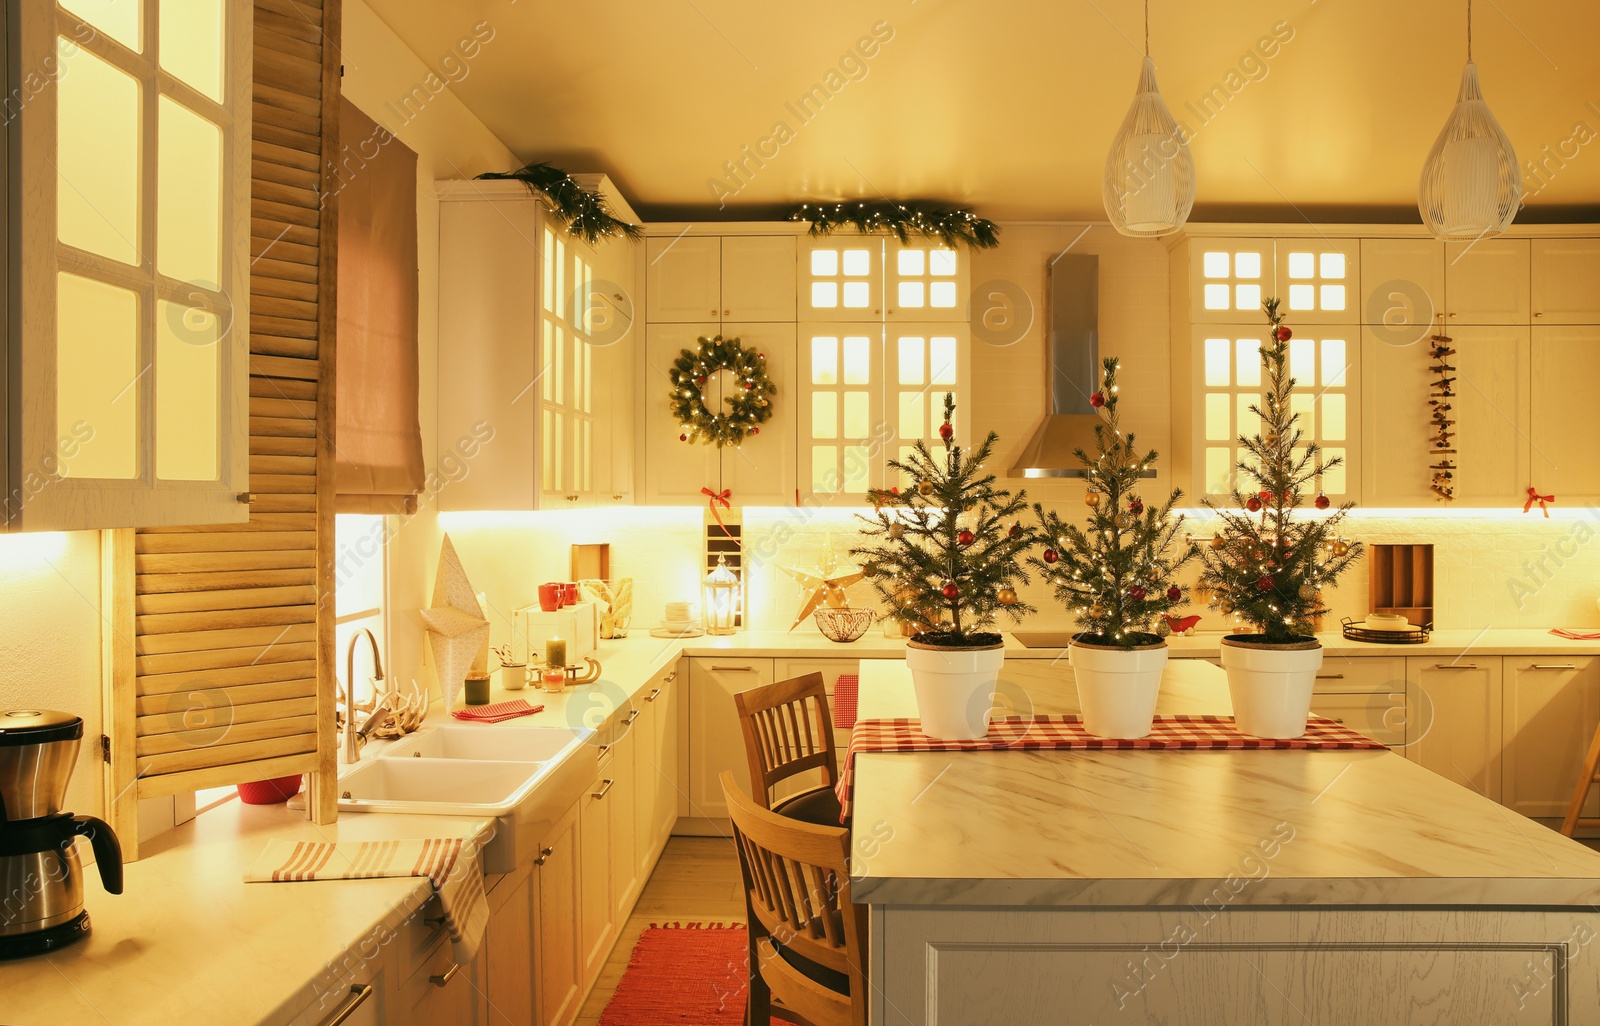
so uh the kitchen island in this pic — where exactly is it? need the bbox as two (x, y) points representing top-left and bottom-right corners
(849, 658), (1600, 1025)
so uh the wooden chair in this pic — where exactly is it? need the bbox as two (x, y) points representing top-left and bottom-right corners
(733, 672), (843, 826)
(1560, 718), (1600, 837)
(721, 772), (868, 1026)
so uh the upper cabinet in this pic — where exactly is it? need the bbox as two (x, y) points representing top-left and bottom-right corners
(1531, 239), (1600, 324)
(646, 236), (796, 322)
(9, 1), (253, 530)
(1360, 239), (1443, 344)
(1443, 239), (1530, 324)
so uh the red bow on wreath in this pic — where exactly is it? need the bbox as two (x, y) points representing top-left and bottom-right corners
(702, 487), (735, 539)
(1523, 487), (1555, 517)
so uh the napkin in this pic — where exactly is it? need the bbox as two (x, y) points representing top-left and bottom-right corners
(452, 699), (544, 723)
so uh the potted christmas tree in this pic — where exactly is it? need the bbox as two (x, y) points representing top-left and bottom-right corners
(1031, 357), (1197, 738)
(1198, 298), (1362, 737)
(853, 394), (1037, 740)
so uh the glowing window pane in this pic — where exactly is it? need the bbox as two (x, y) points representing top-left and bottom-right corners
(897, 249), (924, 276)
(552, 326), (564, 404)
(541, 322), (553, 400)
(1203, 284), (1230, 310)
(1322, 339), (1348, 386)
(929, 281), (957, 307)
(1287, 252), (1315, 279)
(811, 282), (838, 308)
(553, 240), (565, 318)
(810, 336), (838, 385)
(899, 392), (925, 439)
(1290, 394), (1314, 429)
(542, 410), (554, 490)
(1323, 449), (1346, 494)
(811, 393), (837, 439)
(842, 282), (870, 308)
(842, 249), (871, 276)
(811, 249), (838, 276)
(929, 250), (957, 276)
(1235, 284), (1261, 311)
(1235, 339), (1261, 387)
(58, 273), (138, 479)
(60, 0), (142, 49)
(1205, 394), (1231, 440)
(543, 229), (554, 309)
(812, 446), (838, 493)
(1319, 252), (1346, 279)
(160, 0), (226, 101)
(582, 342), (592, 412)
(930, 336), (957, 384)
(1205, 447), (1231, 493)
(898, 281), (925, 308)
(1322, 394), (1346, 440)
(1236, 394), (1259, 437)
(1202, 252), (1229, 278)
(1289, 339), (1315, 382)
(157, 97), (222, 285)
(1320, 284), (1346, 310)
(1288, 284), (1315, 310)
(843, 446), (869, 491)
(1203, 338), (1231, 386)
(57, 40), (139, 265)
(1234, 252), (1262, 278)
(898, 337), (924, 385)
(842, 336), (871, 384)
(899, 445), (917, 465)
(843, 392), (870, 437)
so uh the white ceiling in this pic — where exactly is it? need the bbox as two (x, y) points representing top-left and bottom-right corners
(360, 0), (1600, 223)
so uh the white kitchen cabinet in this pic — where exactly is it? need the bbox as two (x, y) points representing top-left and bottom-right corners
(391, 912), (488, 1026)
(1312, 655), (1406, 695)
(608, 717), (642, 923)
(641, 321), (722, 504)
(645, 236), (722, 321)
(534, 801), (584, 1026)
(1531, 238), (1600, 324)
(635, 661), (681, 878)
(1360, 238), (1444, 339)
(1309, 693), (1406, 747)
(485, 868), (536, 1026)
(647, 235), (797, 323)
(578, 764), (615, 985)
(719, 322), (798, 506)
(1530, 326), (1600, 500)
(683, 657), (775, 826)
(722, 236), (799, 321)
(1503, 657), (1600, 820)
(1444, 239), (1530, 324)
(1404, 658), (1503, 801)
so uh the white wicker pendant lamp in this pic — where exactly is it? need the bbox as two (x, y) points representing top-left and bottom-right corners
(1418, 0), (1521, 239)
(1101, 0), (1194, 237)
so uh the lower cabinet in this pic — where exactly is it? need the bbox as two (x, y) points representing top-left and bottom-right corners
(635, 660), (680, 880)
(389, 893), (490, 1026)
(535, 800), (584, 1026)
(1404, 658), (1504, 801)
(485, 869), (535, 1026)
(684, 657), (775, 825)
(1503, 657), (1600, 819)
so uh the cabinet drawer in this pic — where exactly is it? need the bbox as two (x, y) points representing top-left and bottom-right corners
(1309, 692), (1405, 746)
(396, 895), (453, 983)
(1314, 655), (1406, 694)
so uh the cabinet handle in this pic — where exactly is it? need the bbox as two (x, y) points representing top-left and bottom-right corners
(592, 778), (615, 800)
(626, 709), (640, 724)
(710, 664), (757, 672)
(1315, 673), (1345, 679)
(663, 671), (678, 684)
(423, 915), (445, 929)
(236, 492), (254, 504)
(1534, 311), (1543, 318)
(597, 743), (610, 756)
(723, 309), (730, 315)
(1532, 663), (1578, 670)
(1435, 663), (1478, 670)
(322, 984), (375, 1026)
(645, 687), (662, 702)
(430, 963), (462, 988)
(533, 845), (554, 866)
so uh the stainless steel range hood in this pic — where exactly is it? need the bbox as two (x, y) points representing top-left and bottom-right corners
(1011, 253), (1153, 478)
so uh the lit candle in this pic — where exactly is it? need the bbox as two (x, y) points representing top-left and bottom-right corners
(546, 637), (567, 669)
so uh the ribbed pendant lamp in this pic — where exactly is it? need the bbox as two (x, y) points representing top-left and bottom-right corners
(1101, 0), (1194, 237)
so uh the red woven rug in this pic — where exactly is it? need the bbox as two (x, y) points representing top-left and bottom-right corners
(599, 923), (798, 1025)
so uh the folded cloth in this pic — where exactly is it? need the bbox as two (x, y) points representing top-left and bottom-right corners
(832, 673), (859, 730)
(1550, 628), (1600, 640)
(453, 699), (544, 723)
(246, 836), (490, 962)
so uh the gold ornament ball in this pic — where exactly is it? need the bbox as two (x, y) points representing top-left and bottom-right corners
(1209, 533), (1226, 550)
(1219, 600), (1235, 613)
(1114, 512), (1133, 530)
(1089, 603), (1106, 618)
(821, 584), (849, 608)
(918, 479), (935, 497)
(888, 522), (905, 540)
(1156, 618), (1172, 637)
(1332, 540), (1350, 556)
(997, 587), (1019, 606)
(1298, 583), (1318, 600)
(1085, 490), (1101, 508)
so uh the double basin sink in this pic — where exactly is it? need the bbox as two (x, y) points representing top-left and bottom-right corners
(334, 724), (598, 872)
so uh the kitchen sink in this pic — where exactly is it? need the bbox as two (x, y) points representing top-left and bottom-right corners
(383, 725), (589, 763)
(338, 758), (544, 807)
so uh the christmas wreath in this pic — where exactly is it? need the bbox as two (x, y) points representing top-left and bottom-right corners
(669, 335), (775, 448)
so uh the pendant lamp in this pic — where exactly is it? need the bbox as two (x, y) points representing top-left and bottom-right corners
(1418, 0), (1520, 239)
(1102, 0), (1194, 237)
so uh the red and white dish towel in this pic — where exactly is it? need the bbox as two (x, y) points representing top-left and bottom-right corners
(453, 698), (544, 723)
(245, 836), (490, 962)
(832, 674), (859, 730)
(1550, 628), (1600, 641)
(833, 715), (1387, 821)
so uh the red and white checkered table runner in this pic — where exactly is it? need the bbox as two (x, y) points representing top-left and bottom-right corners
(833, 715), (1387, 821)
(832, 673), (859, 730)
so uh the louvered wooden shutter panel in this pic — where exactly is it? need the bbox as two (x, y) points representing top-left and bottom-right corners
(105, 0), (342, 856)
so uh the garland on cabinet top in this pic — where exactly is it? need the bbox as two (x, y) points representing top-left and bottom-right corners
(789, 201), (1001, 249)
(476, 162), (641, 244)
(669, 335), (775, 448)
(1030, 358), (1199, 649)
(1196, 299), (1362, 644)
(851, 393), (1038, 645)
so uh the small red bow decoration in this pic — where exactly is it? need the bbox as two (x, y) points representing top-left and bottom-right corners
(1523, 486), (1555, 517)
(702, 486), (735, 537)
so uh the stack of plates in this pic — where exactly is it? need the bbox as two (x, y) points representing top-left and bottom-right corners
(1356, 613), (1420, 633)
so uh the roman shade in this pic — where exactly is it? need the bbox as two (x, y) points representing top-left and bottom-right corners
(335, 98), (425, 513)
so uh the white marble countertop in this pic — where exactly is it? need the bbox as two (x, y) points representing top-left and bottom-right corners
(847, 658), (1600, 909)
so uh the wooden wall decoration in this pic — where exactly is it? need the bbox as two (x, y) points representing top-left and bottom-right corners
(105, 0), (343, 856)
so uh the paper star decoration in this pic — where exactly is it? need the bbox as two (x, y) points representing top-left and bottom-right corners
(420, 535), (490, 708)
(779, 533), (864, 631)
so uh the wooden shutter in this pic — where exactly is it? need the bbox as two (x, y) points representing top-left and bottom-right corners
(105, 0), (342, 857)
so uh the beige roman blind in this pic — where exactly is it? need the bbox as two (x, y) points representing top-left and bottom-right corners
(105, 0), (343, 858)
(334, 98), (425, 514)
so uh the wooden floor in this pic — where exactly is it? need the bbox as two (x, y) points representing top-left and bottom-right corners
(574, 835), (746, 1026)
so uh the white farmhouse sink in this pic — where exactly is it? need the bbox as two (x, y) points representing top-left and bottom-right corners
(338, 758), (543, 808)
(384, 725), (589, 763)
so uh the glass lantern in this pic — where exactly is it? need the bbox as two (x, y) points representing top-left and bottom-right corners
(703, 555), (740, 636)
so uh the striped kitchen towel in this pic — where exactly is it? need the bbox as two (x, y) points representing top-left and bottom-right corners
(832, 673), (859, 730)
(245, 836), (490, 962)
(453, 698), (544, 723)
(1550, 628), (1600, 640)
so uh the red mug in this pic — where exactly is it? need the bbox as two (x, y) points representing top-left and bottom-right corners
(561, 582), (578, 607)
(538, 583), (562, 612)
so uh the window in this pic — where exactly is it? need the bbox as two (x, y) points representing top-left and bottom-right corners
(334, 514), (389, 709)
(1198, 246), (1268, 316)
(799, 239), (968, 322)
(542, 229), (597, 500)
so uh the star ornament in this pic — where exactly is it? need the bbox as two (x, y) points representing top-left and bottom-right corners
(779, 563), (864, 631)
(421, 535), (490, 707)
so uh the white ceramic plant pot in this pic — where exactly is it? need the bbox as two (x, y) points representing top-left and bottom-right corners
(1220, 636), (1323, 739)
(1068, 637), (1168, 738)
(905, 639), (1006, 740)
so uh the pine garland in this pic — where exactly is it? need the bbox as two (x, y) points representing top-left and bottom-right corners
(1196, 298), (1362, 643)
(790, 201), (1000, 249)
(852, 394), (1037, 643)
(476, 162), (642, 244)
(1031, 357), (1197, 648)
(668, 335), (774, 448)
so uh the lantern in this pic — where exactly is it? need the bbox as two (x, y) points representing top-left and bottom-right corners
(703, 555), (741, 636)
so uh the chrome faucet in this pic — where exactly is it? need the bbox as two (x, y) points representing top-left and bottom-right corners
(343, 628), (394, 763)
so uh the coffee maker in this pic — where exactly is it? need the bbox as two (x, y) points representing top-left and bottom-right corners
(0, 710), (122, 960)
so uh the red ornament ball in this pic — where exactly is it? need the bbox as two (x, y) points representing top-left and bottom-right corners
(1256, 575), (1275, 592)
(742, 381), (753, 390)
(1089, 391), (1106, 408)
(1246, 495), (1263, 512)
(1042, 548), (1059, 564)
(957, 529), (975, 546)
(1275, 326), (1293, 342)
(1129, 585), (1147, 601)
(751, 426), (760, 435)
(1128, 497), (1144, 516)
(939, 423), (954, 441)
(1314, 492), (1330, 510)
(1008, 522), (1023, 540)
(1258, 489), (1272, 500)
(695, 376), (707, 385)
(941, 581), (960, 600)
(678, 433), (688, 442)
(1167, 585), (1182, 601)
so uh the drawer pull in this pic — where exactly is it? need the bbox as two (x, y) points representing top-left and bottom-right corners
(323, 984), (374, 1026)
(597, 743), (610, 756)
(430, 963), (462, 988)
(1532, 664), (1579, 670)
(423, 915), (445, 929)
(1315, 674), (1345, 680)
(663, 671), (678, 683)
(710, 664), (757, 672)
(1435, 663), (1478, 670)
(626, 709), (640, 724)
(645, 687), (662, 702)
(533, 845), (554, 866)
(592, 778), (615, 800)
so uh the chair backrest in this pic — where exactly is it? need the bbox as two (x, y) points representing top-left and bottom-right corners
(733, 672), (840, 809)
(721, 771), (867, 1021)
